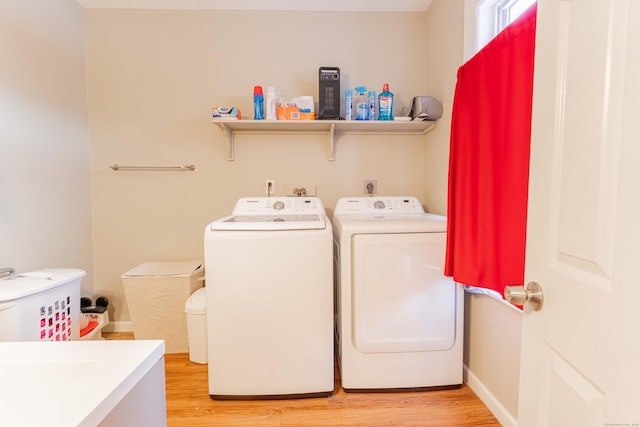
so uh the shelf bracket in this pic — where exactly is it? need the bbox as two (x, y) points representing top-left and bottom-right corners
(214, 122), (235, 161)
(328, 123), (336, 161)
(223, 124), (234, 161)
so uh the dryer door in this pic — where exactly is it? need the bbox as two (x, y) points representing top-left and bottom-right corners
(352, 232), (457, 353)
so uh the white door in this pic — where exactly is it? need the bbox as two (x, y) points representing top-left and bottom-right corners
(517, 1), (640, 426)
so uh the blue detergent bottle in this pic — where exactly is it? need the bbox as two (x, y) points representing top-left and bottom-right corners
(253, 85), (264, 120)
(378, 83), (394, 121)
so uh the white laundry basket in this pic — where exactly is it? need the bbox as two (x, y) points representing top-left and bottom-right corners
(0, 268), (85, 342)
(185, 287), (207, 364)
(122, 260), (203, 354)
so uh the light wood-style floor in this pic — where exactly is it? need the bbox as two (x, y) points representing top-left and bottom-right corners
(105, 332), (501, 426)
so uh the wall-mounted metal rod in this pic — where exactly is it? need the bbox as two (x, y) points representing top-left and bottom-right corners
(109, 164), (195, 171)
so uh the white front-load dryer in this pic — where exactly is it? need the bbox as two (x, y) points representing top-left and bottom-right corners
(332, 196), (464, 391)
(204, 197), (334, 399)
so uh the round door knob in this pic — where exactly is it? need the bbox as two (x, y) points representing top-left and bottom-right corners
(504, 281), (544, 311)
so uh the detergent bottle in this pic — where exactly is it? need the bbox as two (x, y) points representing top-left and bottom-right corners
(377, 83), (394, 121)
(253, 86), (264, 120)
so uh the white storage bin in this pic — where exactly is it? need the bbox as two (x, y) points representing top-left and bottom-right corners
(122, 260), (203, 354)
(0, 268), (85, 342)
(185, 287), (207, 364)
(79, 310), (110, 341)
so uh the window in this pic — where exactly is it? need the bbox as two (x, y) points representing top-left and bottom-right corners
(473, 0), (536, 53)
(497, 0), (537, 29)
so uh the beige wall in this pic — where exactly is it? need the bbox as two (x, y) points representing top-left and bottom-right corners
(464, 292), (521, 425)
(85, 9), (434, 324)
(422, 0), (464, 215)
(0, 1), (95, 290)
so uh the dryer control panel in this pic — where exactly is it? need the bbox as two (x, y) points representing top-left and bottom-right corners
(334, 196), (424, 215)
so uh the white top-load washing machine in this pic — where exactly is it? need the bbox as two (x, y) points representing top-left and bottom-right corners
(204, 197), (334, 399)
(333, 196), (464, 391)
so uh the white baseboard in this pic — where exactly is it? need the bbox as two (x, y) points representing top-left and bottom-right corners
(464, 364), (518, 427)
(103, 321), (132, 333)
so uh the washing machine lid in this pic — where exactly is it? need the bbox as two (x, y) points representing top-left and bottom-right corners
(211, 197), (328, 231)
(211, 214), (326, 231)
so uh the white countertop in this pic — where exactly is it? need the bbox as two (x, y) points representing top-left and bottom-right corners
(0, 340), (165, 427)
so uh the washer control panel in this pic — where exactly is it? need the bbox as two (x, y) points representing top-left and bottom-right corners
(231, 197), (326, 215)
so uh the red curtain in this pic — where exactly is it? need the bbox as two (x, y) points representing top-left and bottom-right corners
(444, 4), (537, 296)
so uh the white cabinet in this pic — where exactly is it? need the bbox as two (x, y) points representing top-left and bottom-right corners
(0, 340), (166, 427)
(213, 119), (437, 161)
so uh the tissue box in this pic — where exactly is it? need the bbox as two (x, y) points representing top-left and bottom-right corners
(212, 106), (241, 119)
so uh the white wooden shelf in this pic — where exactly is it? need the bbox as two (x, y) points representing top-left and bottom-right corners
(212, 119), (437, 161)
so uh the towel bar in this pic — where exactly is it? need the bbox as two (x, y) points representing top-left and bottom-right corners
(109, 164), (195, 171)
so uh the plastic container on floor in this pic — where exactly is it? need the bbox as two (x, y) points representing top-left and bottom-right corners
(185, 287), (207, 364)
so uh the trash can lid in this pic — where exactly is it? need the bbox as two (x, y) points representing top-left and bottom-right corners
(122, 260), (203, 278)
(185, 287), (206, 314)
(0, 268), (86, 302)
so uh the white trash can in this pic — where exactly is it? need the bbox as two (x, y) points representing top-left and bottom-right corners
(122, 260), (203, 354)
(185, 287), (207, 364)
